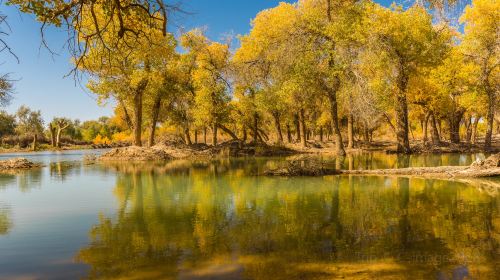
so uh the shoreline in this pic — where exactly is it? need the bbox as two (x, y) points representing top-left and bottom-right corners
(0, 139), (498, 157)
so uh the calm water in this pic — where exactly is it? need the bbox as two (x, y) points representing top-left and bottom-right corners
(0, 151), (498, 279)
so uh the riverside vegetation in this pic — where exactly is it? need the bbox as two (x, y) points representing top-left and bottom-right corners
(0, 0), (498, 158)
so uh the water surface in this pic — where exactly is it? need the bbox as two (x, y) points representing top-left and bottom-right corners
(0, 151), (498, 279)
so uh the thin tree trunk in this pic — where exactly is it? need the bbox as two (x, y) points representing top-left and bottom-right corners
(194, 130), (198, 144)
(430, 113), (440, 145)
(484, 90), (495, 150)
(286, 124), (292, 143)
(472, 117), (480, 144)
(49, 124), (56, 147)
(253, 113), (258, 143)
(212, 123), (218, 146)
(56, 129), (62, 148)
(242, 126), (247, 143)
(327, 93), (346, 156)
(299, 108), (307, 147)
(394, 86), (411, 153)
(184, 127), (192, 145)
(118, 97), (133, 131)
(319, 127), (324, 142)
(148, 94), (162, 147)
(294, 113), (300, 143)
(363, 120), (370, 144)
(31, 134), (37, 151)
(218, 124), (239, 141)
(423, 112), (430, 143)
(272, 112), (283, 144)
(465, 116), (473, 144)
(437, 119), (442, 141)
(347, 113), (354, 149)
(133, 89), (144, 147)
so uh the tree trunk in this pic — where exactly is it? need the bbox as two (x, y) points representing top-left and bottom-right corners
(133, 89), (144, 147)
(319, 127), (324, 142)
(327, 93), (346, 156)
(31, 134), (37, 151)
(218, 124), (239, 141)
(363, 121), (370, 144)
(242, 126), (247, 143)
(252, 113), (259, 143)
(118, 97), (133, 131)
(286, 124), (292, 143)
(430, 113), (440, 145)
(184, 127), (192, 145)
(347, 113), (354, 149)
(49, 124), (56, 147)
(204, 127), (207, 144)
(465, 116), (473, 144)
(294, 113), (300, 143)
(56, 128), (62, 148)
(272, 112), (283, 144)
(148, 94), (162, 147)
(423, 113), (430, 143)
(194, 130), (198, 144)
(299, 108), (307, 147)
(472, 117), (480, 144)
(437, 119), (442, 140)
(484, 90), (495, 150)
(394, 89), (411, 153)
(448, 108), (464, 144)
(212, 123), (218, 146)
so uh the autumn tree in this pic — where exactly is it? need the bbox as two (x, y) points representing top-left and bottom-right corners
(182, 30), (233, 146)
(49, 118), (72, 148)
(366, 4), (452, 153)
(7, 0), (181, 73)
(460, 0), (499, 150)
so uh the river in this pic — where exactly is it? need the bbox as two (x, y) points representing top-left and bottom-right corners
(0, 151), (498, 279)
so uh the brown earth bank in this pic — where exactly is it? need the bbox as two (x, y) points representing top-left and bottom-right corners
(96, 135), (500, 162)
(0, 158), (40, 171)
(264, 153), (500, 179)
(2, 134), (499, 156)
(97, 140), (298, 161)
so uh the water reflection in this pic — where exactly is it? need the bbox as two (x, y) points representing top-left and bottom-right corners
(0, 204), (11, 235)
(76, 165), (499, 279)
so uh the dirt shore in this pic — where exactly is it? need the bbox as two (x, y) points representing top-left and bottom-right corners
(264, 153), (500, 179)
(0, 158), (40, 171)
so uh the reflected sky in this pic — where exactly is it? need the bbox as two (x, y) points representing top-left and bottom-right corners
(0, 151), (497, 279)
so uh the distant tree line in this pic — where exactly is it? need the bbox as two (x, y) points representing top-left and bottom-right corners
(0, 106), (125, 150)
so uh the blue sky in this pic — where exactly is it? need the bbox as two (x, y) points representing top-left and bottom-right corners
(0, 0), (400, 122)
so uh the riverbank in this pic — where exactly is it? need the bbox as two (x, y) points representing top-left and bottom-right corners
(264, 153), (500, 179)
(1, 134), (499, 159)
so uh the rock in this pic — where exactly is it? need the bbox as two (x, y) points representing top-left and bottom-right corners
(99, 146), (172, 161)
(0, 158), (39, 170)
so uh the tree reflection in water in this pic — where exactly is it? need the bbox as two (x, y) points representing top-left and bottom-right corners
(0, 204), (11, 235)
(76, 158), (499, 279)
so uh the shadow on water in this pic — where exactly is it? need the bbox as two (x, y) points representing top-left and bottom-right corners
(75, 155), (499, 280)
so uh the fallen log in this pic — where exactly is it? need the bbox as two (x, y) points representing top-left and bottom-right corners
(339, 166), (500, 178)
(341, 153), (500, 178)
(264, 153), (500, 178)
